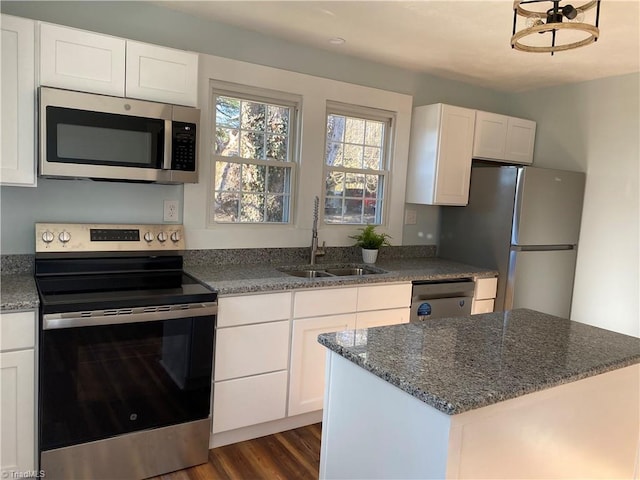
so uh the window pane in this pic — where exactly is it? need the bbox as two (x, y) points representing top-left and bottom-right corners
(345, 173), (365, 198)
(364, 146), (382, 170)
(240, 131), (265, 159)
(241, 101), (266, 131)
(214, 192), (240, 222)
(343, 144), (363, 169)
(365, 175), (380, 198)
(327, 115), (346, 143)
(216, 96), (240, 128)
(266, 134), (287, 161)
(345, 118), (365, 144)
(267, 166), (290, 194)
(267, 105), (289, 134)
(215, 161), (241, 191)
(266, 194), (288, 222)
(345, 199), (364, 223)
(365, 121), (384, 147)
(364, 200), (380, 224)
(325, 171), (344, 197)
(326, 142), (343, 167)
(241, 164), (266, 192)
(324, 197), (344, 224)
(215, 128), (239, 157)
(240, 193), (265, 222)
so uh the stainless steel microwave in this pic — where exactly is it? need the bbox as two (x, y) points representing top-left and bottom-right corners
(39, 87), (199, 184)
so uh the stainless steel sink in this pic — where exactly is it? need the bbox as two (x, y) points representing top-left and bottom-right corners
(279, 265), (386, 278)
(285, 269), (334, 278)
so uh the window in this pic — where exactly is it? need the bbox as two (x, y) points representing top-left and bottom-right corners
(212, 85), (298, 223)
(323, 104), (392, 225)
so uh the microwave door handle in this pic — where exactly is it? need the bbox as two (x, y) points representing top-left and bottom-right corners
(163, 119), (172, 170)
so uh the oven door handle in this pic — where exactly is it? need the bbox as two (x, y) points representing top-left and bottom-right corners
(42, 302), (218, 330)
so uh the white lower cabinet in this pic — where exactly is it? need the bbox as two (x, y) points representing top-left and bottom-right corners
(288, 314), (357, 416)
(0, 311), (36, 476)
(356, 308), (410, 329)
(471, 277), (498, 314)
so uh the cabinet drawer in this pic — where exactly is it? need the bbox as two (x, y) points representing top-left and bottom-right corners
(356, 308), (410, 330)
(293, 288), (358, 318)
(0, 311), (36, 351)
(218, 292), (291, 327)
(214, 321), (289, 381)
(475, 277), (498, 300)
(472, 299), (495, 315)
(357, 283), (412, 311)
(212, 371), (287, 433)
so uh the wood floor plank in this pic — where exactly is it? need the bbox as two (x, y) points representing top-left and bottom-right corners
(148, 423), (322, 480)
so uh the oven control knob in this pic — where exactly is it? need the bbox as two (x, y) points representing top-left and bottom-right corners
(170, 231), (181, 243)
(58, 231), (71, 244)
(42, 231), (55, 244)
(157, 232), (168, 243)
(143, 232), (154, 243)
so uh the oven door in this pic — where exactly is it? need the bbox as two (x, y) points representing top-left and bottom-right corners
(39, 310), (215, 452)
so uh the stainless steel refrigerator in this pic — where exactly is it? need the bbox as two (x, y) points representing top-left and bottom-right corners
(439, 165), (585, 318)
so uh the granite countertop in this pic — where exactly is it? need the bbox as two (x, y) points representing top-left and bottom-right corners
(318, 308), (640, 415)
(186, 257), (497, 296)
(1, 274), (39, 311)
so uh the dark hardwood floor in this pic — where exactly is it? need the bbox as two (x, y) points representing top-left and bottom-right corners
(150, 423), (322, 480)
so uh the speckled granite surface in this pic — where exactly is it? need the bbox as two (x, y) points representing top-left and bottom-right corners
(318, 308), (640, 415)
(185, 257), (496, 295)
(1, 274), (39, 311)
(1, 254), (34, 274)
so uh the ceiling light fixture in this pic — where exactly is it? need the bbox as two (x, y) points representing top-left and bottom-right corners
(511, 0), (601, 55)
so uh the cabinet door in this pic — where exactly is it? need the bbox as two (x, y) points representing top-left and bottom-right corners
(356, 308), (410, 329)
(126, 41), (198, 107)
(288, 314), (356, 416)
(1, 350), (35, 475)
(212, 370), (288, 433)
(1, 15), (36, 186)
(0, 311), (36, 351)
(40, 23), (126, 96)
(218, 292), (291, 328)
(471, 299), (495, 314)
(433, 104), (476, 205)
(473, 111), (508, 160)
(214, 321), (289, 381)
(293, 288), (358, 319)
(357, 283), (412, 311)
(505, 117), (536, 164)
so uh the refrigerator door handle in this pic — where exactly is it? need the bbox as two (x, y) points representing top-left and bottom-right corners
(511, 245), (575, 252)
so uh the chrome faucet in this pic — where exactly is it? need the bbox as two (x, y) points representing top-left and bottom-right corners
(310, 196), (326, 265)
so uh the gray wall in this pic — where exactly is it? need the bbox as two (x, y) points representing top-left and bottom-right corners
(509, 73), (639, 337)
(0, 1), (510, 253)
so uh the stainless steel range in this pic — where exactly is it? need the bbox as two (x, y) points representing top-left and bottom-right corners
(34, 223), (217, 480)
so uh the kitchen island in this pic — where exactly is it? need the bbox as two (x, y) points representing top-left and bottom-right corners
(318, 309), (640, 479)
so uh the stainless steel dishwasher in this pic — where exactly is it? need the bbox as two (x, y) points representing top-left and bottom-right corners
(410, 279), (475, 322)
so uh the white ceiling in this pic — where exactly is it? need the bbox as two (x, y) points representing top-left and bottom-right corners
(159, 0), (639, 93)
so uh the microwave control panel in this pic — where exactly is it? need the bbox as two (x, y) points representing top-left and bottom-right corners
(171, 122), (197, 171)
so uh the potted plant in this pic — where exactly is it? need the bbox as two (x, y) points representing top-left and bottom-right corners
(349, 225), (391, 264)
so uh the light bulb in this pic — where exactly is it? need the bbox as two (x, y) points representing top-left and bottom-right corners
(568, 9), (585, 23)
(526, 14), (544, 28)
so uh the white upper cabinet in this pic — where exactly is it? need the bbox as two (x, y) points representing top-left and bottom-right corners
(40, 23), (126, 97)
(1, 15), (37, 186)
(473, 111), (536, 164)
(126, 41), (198, 107)
(40, 23), (198, 106)
(405, 104), (476, 206)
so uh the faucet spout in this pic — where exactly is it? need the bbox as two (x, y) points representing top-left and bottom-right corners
(310, 196), (326, 265)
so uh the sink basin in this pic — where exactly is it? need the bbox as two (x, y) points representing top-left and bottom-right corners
(279, 265), (386, 278)
(323, 267), (379, 276)
(285, 269), (334, 278)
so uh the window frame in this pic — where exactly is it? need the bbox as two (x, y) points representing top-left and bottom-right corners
(322, 101), (396, 226)
(209, 80), (302, 226)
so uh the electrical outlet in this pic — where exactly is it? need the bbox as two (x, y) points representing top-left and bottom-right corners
(163, 200), (179, 222)
(404, 209), (417, 225)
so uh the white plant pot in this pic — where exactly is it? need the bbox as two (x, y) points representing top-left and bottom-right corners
(361, 248), (378, 264)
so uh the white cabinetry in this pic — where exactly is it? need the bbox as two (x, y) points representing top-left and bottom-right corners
(126, 41), (198, 107)
(212, 292), (292, 434)
(471, 277), (498, 314)
(0, 311), (36, 476)
(40, 23), (198, 106)
(40, 23), (126, 97)
(1, 15), (36, 186)
(289, 283), (411, 416)
(406, 104), (476, 206)
(473, 111), (536, 165)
